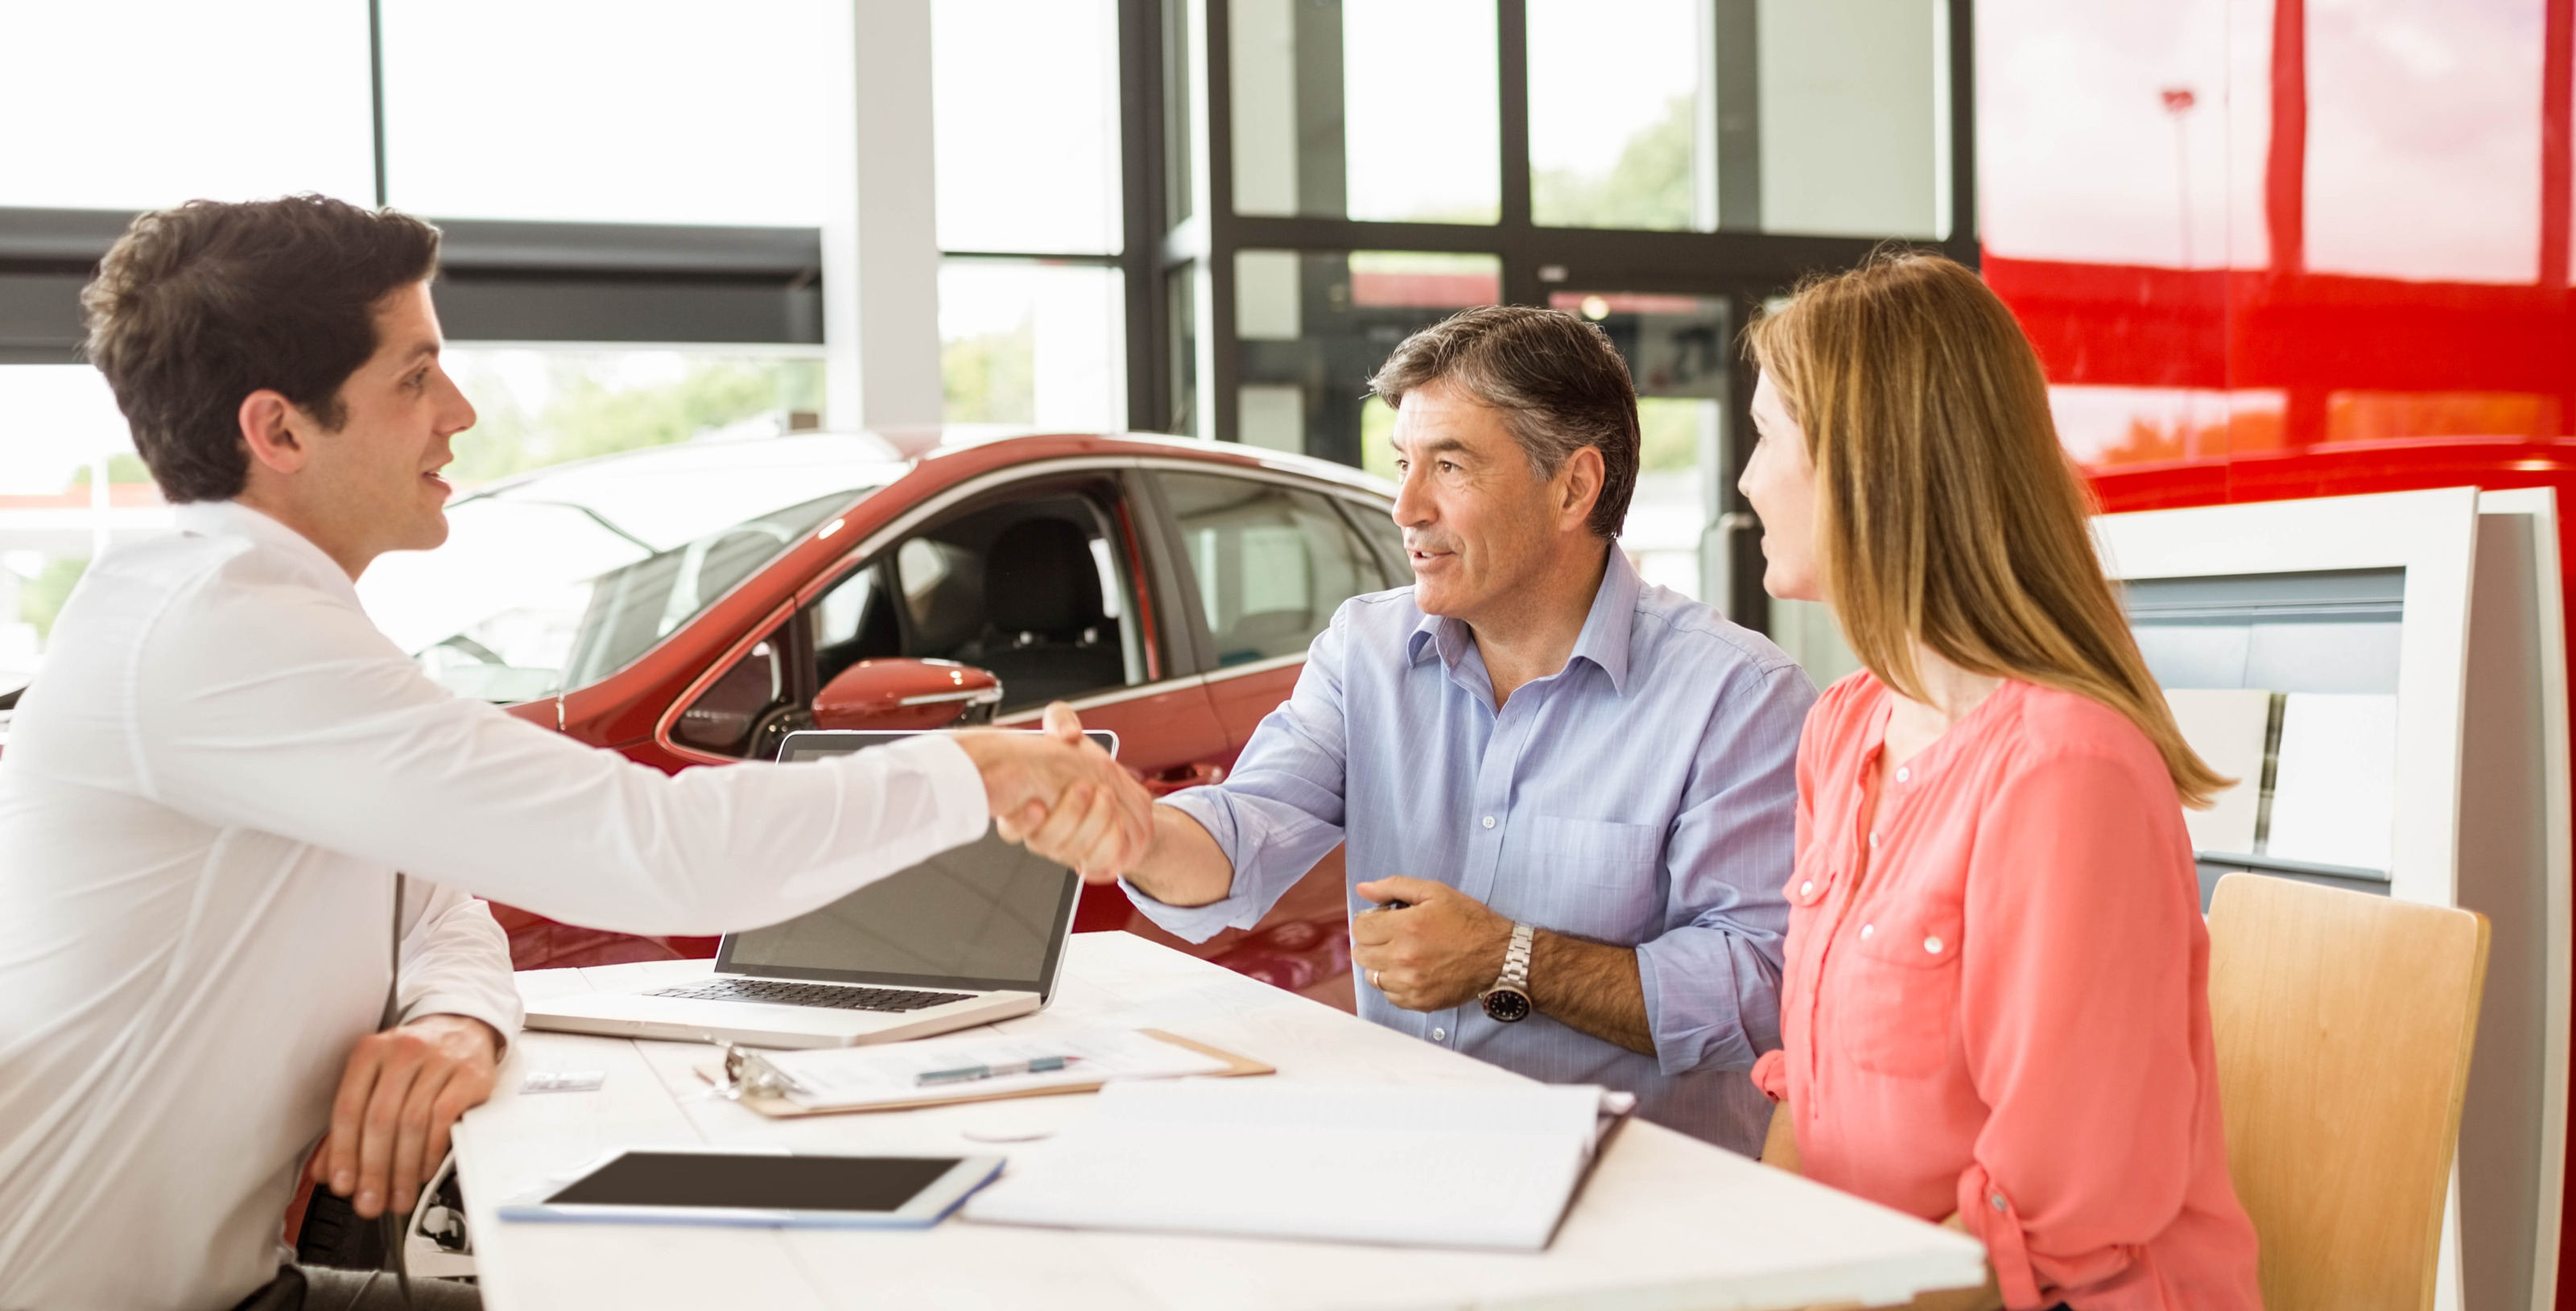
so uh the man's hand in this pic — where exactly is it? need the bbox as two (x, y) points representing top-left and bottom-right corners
(312, 1012), (501, 1218)
(958, 703), (1154, 880)
(1349, 876), (1514, 1012)
(985, 703), (1158, 882)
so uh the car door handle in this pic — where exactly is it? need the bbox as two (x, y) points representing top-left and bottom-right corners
(1146, 762), (1224, 795)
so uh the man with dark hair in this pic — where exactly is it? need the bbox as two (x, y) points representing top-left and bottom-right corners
(0, 196), (1150, 1311)
(1025, 304), (1814, 1153)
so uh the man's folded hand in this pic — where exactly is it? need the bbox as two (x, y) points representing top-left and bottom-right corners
(313, 1012), (502, 1219)
(958, 703), (1154, 880)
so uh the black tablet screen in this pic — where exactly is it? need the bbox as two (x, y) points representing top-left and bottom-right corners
(544, 1152), (959, 1212)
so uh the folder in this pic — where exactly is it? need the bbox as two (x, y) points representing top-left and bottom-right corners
(962, 1079), (1635, 1251)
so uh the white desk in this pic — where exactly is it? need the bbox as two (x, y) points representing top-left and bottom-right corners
(457, 933), (1984, 1310)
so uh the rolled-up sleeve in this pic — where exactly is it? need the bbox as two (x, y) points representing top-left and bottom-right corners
(1137, 611), (1355, 942)
(396, 880), (524, 1049)
(1955, 749), (2202, 1309)
(1633, 662), (1810, 1074)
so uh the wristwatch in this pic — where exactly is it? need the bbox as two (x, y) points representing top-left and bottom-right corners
(1480, 921), (1536, 1023)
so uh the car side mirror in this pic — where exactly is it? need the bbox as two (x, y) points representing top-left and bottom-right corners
(812, 658), (1003, 731)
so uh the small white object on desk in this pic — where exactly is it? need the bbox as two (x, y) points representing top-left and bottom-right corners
(520, 1070), (605, 1095)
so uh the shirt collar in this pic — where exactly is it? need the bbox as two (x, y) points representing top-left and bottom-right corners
(1403, 545), (1642, 695)
(170, 500), (365, 608)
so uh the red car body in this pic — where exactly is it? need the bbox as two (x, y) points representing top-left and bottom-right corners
(476, 431), (1403, 1012)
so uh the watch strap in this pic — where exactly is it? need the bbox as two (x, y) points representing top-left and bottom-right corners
(1496, 921), (1534, 992)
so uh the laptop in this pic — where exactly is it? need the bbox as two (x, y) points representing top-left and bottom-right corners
(522, 728), (1109, 1049)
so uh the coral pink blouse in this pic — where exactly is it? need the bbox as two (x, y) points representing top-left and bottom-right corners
(1750, 675), (2261, 1311)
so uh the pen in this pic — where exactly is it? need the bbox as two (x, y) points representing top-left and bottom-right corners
(916, 1055), (1084, 1086)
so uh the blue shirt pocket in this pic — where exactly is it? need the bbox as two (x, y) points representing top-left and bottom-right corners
(1509, 814), (1666, 944)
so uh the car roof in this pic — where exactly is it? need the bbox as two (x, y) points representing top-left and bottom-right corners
(448, 427), (1395, 509)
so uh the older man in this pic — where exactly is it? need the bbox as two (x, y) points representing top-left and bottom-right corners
(1028, 306), (1813, 1152)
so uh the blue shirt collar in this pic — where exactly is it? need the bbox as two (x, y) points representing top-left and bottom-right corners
(1404, 545), (1641, 695)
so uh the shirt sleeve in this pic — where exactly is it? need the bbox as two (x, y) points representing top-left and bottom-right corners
(132, 579), (992, 937)
(1633, 661), (1813, 1074)
(1137, 607), (1355, 942)
(1954, 745), (2204, 1309)
(395, 880), (524, 1050)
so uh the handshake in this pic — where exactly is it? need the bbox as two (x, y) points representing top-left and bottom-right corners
(950, 703), (1158, 884)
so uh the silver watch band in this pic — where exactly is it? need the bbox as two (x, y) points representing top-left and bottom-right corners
(1496, 921), (1535, 991)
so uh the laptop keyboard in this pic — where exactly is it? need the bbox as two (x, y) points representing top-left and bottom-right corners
(646, 978), (975, 1012)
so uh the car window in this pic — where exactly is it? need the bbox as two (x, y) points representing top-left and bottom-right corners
(1157, 472), (1383, 667)
(803, 487), (1147, 713)
(369, 435), (902, 703)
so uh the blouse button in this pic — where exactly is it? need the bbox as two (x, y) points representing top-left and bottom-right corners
(1798, 880), (1814, 898)
(1990, 1193), (2007, 1212)
(1895, 766), (1910, 784)
(1868, 831), (1880, 850)
(1924, 935), (1944, 954)
(1859, 923), (1875, 940)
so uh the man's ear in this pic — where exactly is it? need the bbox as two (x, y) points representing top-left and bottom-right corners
(1556, 445), (1605, 530)
(238, 390), (308, 476)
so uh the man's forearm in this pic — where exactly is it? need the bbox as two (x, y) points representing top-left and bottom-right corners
(1530, 932), (1656, 1057)
(1121, 806), (1239, 908)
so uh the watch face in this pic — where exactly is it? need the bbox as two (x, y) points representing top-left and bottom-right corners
(1480, 987), (1533, 1023)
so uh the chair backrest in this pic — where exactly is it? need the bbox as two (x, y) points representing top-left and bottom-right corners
(2207, 872), (2491, 1311)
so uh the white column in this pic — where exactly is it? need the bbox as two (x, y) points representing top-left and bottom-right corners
(825, 0), (946, 435)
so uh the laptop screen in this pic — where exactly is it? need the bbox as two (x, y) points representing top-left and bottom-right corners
(712, 730), (1103, 997)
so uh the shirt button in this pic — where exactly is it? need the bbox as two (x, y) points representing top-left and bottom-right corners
(1924, 935), (1944, 954)
(1430, 1027), (1447, 1041)
(1860, 923), (1875, 940)
(1798, 880), (1814, 898)
(1480, 816), (1496, 830)
(1896, 766), (1911, 784)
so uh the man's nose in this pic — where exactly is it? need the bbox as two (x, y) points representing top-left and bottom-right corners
(1391, 465), (1432, 528)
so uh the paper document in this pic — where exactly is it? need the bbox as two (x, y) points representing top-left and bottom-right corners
(758, 1028), (1230, 1111)
(963, 1080), (1623, 1251)
(2264, 692), (2398, 872)
(2165, 688), (2273, 855)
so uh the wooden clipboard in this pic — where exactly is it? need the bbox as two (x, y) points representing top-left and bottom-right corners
(691, 1029), (1273, 1119)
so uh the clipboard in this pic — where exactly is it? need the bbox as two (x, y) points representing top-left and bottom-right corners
(693, 1029), (1273, 1119)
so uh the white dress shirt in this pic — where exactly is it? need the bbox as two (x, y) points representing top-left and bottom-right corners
(0, 500), (989, 1311)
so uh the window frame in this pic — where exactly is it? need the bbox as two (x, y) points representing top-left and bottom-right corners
(1125, 0), (1980, 635)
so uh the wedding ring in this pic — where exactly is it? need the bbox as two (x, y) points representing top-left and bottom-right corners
(1369, 968), (1382, 990)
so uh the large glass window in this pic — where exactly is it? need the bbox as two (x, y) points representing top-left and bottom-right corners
(0, 0), (374, 209)
(939, 261), (1128, 429)
(1235, 249), (1501, 464)
(378, 0), (852, 226)
(933, 0), (1124, 255)
(1228, 0), (1501, 224)
(1529, 0), (1711, 231)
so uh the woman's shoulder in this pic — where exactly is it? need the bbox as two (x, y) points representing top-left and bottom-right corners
(1991, 680), (2172, 783)
(1801, 669), (1889, 754)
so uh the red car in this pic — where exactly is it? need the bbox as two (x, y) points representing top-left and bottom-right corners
(359, 429), (1403, 1010)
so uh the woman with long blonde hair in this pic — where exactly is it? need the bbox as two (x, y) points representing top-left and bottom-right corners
(1740, 252), (2260, 1311)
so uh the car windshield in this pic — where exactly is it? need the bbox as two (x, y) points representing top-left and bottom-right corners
(358, 435), (909, 703)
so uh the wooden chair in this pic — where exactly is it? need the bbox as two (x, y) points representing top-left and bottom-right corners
(2207, 872), (2491, 1311)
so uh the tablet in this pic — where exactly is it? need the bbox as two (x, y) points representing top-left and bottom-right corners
(496, 1148), (1003, 1228)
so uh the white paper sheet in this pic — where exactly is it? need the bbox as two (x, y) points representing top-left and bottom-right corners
(2264, 691), (2399, 872)
(963, 1080), (1616, 1251)
(760, 1028), (1230, 1109)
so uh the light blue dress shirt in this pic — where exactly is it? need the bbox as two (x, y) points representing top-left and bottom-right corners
(1141, 547), (1814, 1153)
